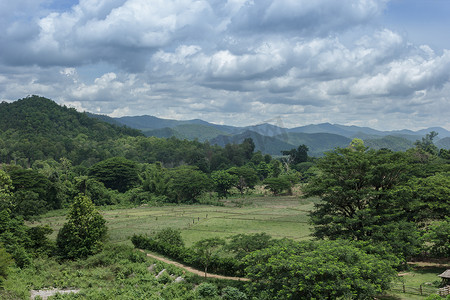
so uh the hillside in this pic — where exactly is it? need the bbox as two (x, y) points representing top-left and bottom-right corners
(281, 132), (351, 157)
(0, 96), (142, 165)
(364, 135), (415, 151)
(210, 130), (296, 155)
(143, 124), (230, 142)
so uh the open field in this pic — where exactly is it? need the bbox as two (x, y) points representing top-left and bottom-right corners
(30, 194), (449, 299)
(32, 195), (317, 246)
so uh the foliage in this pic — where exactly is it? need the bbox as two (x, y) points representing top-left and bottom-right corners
(169, 166), (210, 203)
(0, 209), (32, 268)
(415, 131), (439, 155)
(243, 239), (397, 300)
(197, 282), (219, 298)
(263, 176), (292, 195)
(89, 157), (139, 193)
(222, 286), (248, 300)
(225, 233), (273, 260)
(155, 227), (185, 248)
(423, 217), (450, 257)
(194, 237), (226, 277)
(0, 245), (13, 285)
(281, 144), (309, 165)
(211, 170), (238, 199)
(56, 194), (107, 259)
(0, 170), (13, 211)
(227, 166), (259, 195)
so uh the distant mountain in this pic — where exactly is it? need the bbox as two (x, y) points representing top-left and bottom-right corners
(104, 114), (449, 155)
(114, 115), (239, 133)
(210, 130), (296, 156)
(143, 124), (230, 142)
(281, 132), (351, 157)
(364, 136), (415, 152)
(436, 137), (450, 149)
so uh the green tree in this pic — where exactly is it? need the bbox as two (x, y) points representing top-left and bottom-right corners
(56, 194), (107, 259)
(243, 239), (397, 300)
(263, 176), (292, 195)
(194, 237), (226, 277)
(227, 166), (259, 195)
(155, 228), (184, 248)
(414, 131), (439, 155)
(0, 245), (13, 286)
(169, 166), (210, 203)
(211, 170), (238, 199)
(423, 217), (450, 257)
(226, 233), (273, 260)
(281, 144), (309, 165)
(89, 157), (139, 193)
(0, 170), (13, 211)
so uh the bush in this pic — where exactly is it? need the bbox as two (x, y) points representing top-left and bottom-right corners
(197, 282), (218, 298)
(155, 228), (184, 248)
(222, 286), (247, 300)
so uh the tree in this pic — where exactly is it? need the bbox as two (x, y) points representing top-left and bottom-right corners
(0, 170), (13, 211)
(281, 144), (309, 165)
(263, 176), (292, 195)
(194, 237), (226, 277)
(302, 148), (424, 262)
(423, 217), (450, 257)
(155, 227), (184, 248)
(211, 170), (238, 198)
(0, 246), (13, 286)
(414, 131), (438, 155)
(243, 239), (397, 299)
(89, 157), (139, 193)
(227, 166), (259, 195)
(56, 194), (107, 259)
(169, 166), (210, 203)
(226, 233), (273, 260)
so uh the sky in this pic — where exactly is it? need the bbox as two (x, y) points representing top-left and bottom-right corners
(0, 0), (449, 131)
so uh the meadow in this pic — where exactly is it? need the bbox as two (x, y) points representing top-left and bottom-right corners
(33, 194), (317, 247)
(29, 194), (448, 300)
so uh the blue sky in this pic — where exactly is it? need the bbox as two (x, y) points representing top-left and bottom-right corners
(0, 0), (449, 131)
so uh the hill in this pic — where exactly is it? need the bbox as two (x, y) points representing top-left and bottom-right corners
(0, 96), (142, 165)
(143, 124), (230, 142)
(364, 135), (415, 151)
(210, 130), (296, 155)
(281, 132), (351, 157)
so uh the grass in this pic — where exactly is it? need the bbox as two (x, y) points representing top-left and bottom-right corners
(31, 194), (317, 247)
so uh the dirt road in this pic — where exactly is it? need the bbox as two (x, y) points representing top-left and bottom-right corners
(141, 250), (250, 281)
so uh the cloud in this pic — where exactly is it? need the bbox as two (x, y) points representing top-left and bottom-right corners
(0, 0), (449, 131)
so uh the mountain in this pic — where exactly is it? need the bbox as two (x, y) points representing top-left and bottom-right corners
(364, 135), (415, 152)
(210, 130), (296, 155)
(280, 132), (352, 157)
(143, 124), (230, 142)
(436, 137), (450, 149)
(0, 96), (142, 165)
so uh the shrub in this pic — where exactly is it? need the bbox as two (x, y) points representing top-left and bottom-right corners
(197, 282), (218, 298)
(222, 286), (247, 300)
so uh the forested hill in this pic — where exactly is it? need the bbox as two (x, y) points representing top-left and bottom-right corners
(0, 95), (141, 139)
(0, 96), (142, 166)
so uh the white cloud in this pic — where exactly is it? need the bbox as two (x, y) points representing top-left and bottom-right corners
(0, 0), (449, 131)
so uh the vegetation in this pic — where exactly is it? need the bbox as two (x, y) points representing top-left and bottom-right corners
(56, 194), (107, 259)
(0, 96), (449, 299)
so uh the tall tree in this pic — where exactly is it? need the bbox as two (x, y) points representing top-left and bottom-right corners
(89, 157), (139, 193)
(56, 194), (107, 259)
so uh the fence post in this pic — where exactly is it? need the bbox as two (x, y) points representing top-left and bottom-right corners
(419, 284), (422, 295)
(402, 283), (405, 293)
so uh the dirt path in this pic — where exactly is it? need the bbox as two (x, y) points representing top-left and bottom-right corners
(140, 250), (249, 281)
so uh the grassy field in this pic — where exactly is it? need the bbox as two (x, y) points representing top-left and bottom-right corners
(32, 194), (317, 246)
(31, 194), (448, 299)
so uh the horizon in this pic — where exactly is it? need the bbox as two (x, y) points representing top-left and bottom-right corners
(1, 1), (449, 131)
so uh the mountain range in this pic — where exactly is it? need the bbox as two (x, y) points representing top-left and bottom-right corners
(92, 114), (450, 156)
